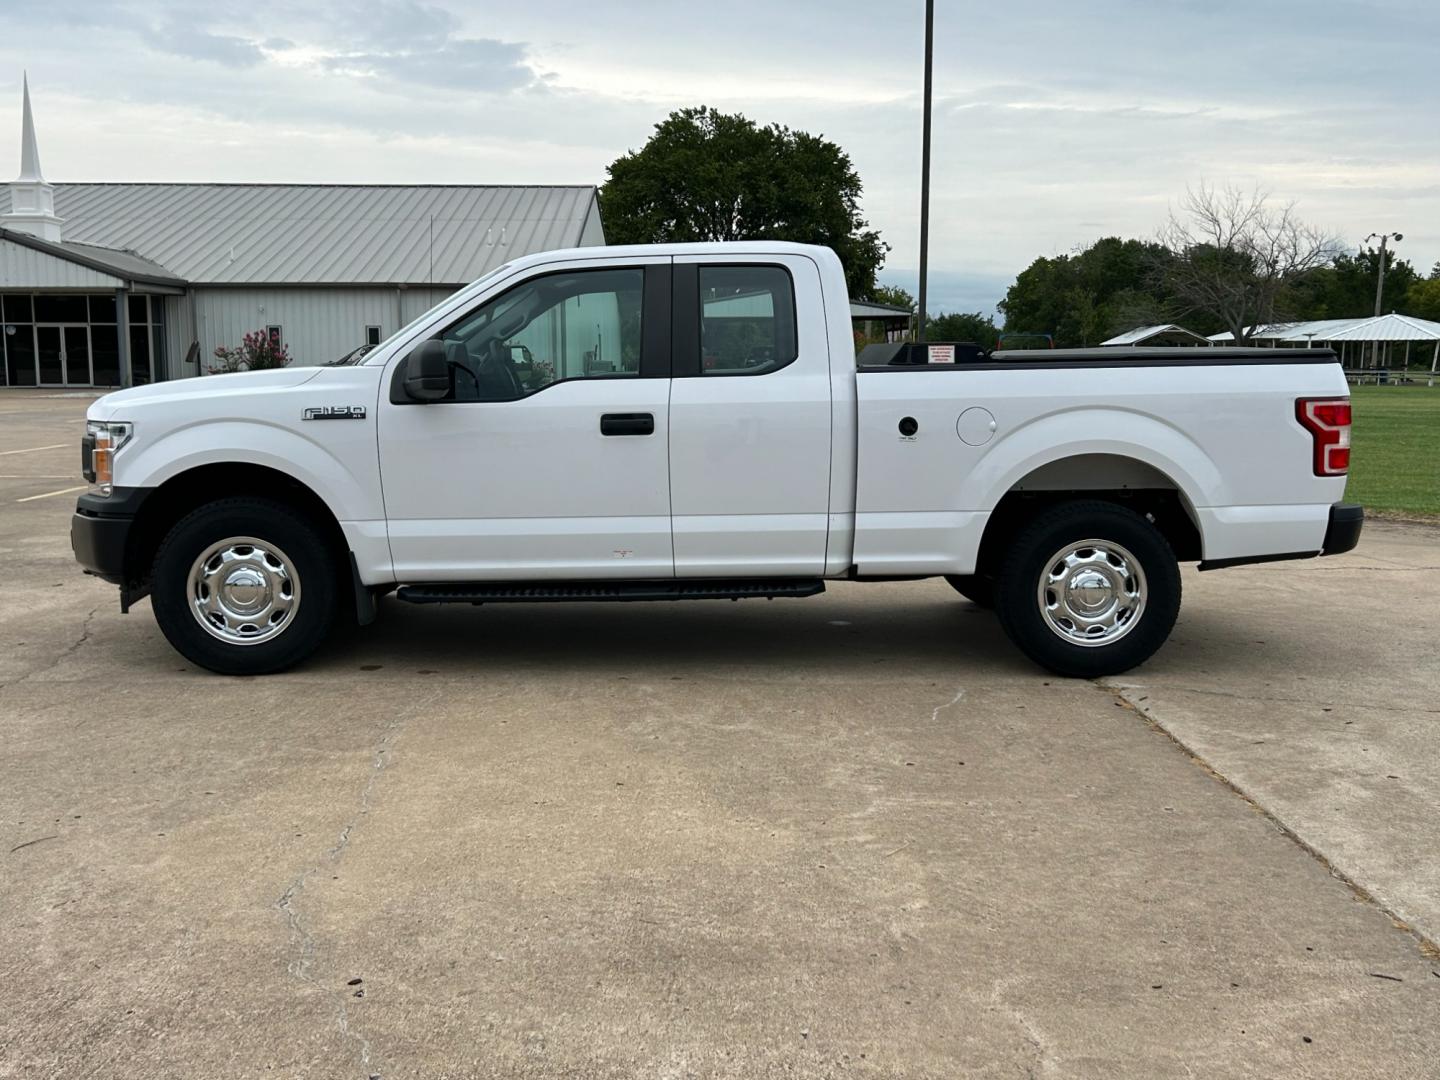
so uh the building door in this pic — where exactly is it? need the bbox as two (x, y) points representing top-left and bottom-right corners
(35, 324), (92, 386)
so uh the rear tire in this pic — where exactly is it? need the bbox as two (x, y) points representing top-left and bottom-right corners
(994, 500), (1180, 678)
(944, 574), (995, 608)
(150, 497), (338, 675)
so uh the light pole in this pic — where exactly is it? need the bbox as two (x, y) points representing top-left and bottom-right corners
(916, 0), (934, 343)
(1364, 231), (1402, 369)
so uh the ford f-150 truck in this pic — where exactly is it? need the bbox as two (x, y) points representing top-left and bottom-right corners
(71, 242), (1362, 677)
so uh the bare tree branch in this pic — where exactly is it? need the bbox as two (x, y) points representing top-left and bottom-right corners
(1156, 184), (1343, 343)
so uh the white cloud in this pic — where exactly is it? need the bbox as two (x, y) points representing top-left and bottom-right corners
(1, 0), (1436, 311)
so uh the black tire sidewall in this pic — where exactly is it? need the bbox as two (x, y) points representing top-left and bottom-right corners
(995, 502), (1180, 678)
(151, 498), (337, 675)
(944, 574), (996, 608)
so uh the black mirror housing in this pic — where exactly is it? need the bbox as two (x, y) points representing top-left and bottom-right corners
(404, 340), (450, 402)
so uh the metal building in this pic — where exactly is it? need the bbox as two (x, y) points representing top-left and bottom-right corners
(0, 78), (604, 388)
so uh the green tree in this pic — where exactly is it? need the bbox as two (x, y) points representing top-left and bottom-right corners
(599, 106), (888, 297)
(1284, 249), (1420, 319)
(927, 311), (998, 348)
(997, 237), (1178, 346)
(1407, 278), (1440, 323)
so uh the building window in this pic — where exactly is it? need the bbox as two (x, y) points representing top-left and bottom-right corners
(34, 294), (89, 323)
(266, 325), (283, 347)
(366, 325), (382, 347)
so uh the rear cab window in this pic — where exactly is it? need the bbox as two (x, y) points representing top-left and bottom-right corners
(698, 266), (798, 375)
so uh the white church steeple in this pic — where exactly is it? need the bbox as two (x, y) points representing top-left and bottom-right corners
(4, 73), (64, 242)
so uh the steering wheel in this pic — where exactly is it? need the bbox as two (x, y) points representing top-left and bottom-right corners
(474, 339), (523, 399)
(448, 358), (480, 399)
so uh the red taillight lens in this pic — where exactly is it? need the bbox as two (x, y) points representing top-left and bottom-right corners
(1296, 398), (1352, 476)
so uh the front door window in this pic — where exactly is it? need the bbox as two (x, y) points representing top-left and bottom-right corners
(436, 268), (645, 402)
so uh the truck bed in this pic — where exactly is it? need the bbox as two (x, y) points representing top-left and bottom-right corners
(849, 347), (1350, 575)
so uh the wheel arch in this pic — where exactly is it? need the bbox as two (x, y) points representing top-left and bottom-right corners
(972, 451), (1205, 575)
(124, 463), (350, 602)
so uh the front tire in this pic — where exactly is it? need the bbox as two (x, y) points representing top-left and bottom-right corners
(150, 498), (338, 675)
(994, 500), (1180, 678)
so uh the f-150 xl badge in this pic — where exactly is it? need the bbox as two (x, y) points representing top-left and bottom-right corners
(302, 406), (366, 420)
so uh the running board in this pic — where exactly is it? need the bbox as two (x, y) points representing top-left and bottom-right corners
(396, 578), (826, 605)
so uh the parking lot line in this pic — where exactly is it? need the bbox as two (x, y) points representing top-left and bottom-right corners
(0, 444), (69, 456)
(0, 474), (76, 479)
(16, 485), (87, 503)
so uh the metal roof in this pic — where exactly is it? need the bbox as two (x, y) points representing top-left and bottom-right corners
(1101, 324), (1210, 346)
(1209, 316), (1440, 343)
(1208, 319), (1361, 342)
(850, 300), (913, 320)
(1322, 313), (1440, 342)
(0, 226), (185, 286)
(0, 184), (599, 286)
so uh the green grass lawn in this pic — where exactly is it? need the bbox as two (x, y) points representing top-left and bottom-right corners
(1347, 383), (1440, 518)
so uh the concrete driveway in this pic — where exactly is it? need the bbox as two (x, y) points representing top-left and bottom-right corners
(2, 389), (1437, 1079)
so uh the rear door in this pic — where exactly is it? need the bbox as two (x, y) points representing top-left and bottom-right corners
(666, 254), (833, 576)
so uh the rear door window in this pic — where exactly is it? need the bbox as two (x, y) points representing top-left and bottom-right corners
(698, 266), (797, 375)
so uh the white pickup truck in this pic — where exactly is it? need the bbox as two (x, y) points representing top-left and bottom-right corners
(71, 241), (1361, 677)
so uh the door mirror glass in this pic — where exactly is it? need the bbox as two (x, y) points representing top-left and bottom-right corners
(404, 339), (449, 402)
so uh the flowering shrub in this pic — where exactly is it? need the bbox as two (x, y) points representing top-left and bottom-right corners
(210, 330), (292, 374)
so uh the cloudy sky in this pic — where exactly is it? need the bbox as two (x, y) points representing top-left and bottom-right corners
(2, 0), (1435, 314)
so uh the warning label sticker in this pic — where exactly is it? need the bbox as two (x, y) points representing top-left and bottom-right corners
(927, 344), (956, 364)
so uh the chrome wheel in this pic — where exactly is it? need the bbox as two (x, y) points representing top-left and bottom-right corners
(187, 536), (301, 646)
(1036, 538), (1146, 648)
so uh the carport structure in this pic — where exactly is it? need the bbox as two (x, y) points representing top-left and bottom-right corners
(1323, 312), (1440, 374)
(1208, 314), (1440, 373)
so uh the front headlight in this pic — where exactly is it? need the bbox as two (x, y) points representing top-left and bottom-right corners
(84, 421), (134, 495)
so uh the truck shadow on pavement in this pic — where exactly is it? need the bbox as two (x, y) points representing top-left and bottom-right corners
(315, 589), (1035, 680)
(294, 584), (1302, 685)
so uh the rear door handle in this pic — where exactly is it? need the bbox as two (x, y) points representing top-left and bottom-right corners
(600, 412), (655, 436)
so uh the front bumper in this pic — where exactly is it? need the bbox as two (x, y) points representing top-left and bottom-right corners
(71, 487), (150, 586)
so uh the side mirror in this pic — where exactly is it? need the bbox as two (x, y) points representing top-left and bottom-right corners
(404, 340), (449, 402)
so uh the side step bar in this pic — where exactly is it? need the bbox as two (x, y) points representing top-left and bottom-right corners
(396, 578), (826, 605)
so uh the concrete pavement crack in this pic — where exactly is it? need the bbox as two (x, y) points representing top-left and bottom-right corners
(1099, 682), (1440, 958)
(1122, 682), (1440, 716)
(275, 709), (411, 1080)
(989, 976), (1058, 1078)
(0, 604), (101, 693)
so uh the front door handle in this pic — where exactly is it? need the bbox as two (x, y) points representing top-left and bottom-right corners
(600, 413), (655, 436)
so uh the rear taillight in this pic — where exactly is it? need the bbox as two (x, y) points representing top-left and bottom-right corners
(1296, 398), (1351, 476)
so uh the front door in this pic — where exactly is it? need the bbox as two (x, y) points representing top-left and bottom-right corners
(378, 256), (674, 582)
(35, 325), (91, 386)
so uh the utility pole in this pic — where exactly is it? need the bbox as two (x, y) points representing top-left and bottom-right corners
(915, 0), (934, 343)
(1364, 231), (1402, 369)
